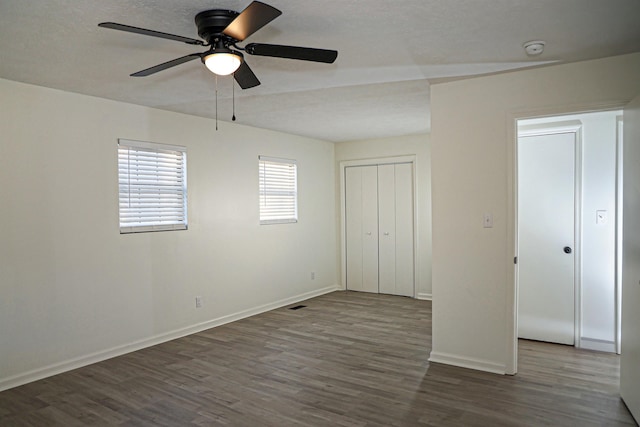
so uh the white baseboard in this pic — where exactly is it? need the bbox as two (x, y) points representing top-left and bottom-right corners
(428, 351), (506, 375)
(0, 285), (340, 392)
(579, 337), (616, 353)
(416, 292), (432, 301)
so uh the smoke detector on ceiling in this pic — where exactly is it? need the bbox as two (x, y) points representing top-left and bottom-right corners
(523, 40), (546, 56)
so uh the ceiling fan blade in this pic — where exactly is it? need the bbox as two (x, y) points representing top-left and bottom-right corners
(99, 22), (204, 46)
(234, 61), (261, 89)
(245, 43), (338, 63)
(131, 53), (202, 77)
(223, 1), (282, 41)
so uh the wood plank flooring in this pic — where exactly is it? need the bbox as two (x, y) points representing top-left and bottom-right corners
(0, 291), (635, 426)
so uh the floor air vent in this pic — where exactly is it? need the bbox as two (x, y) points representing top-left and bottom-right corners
(289, 305), (306, 310)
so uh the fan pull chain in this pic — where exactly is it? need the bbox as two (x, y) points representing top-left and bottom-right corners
(232, 77), (236, 121)
(215, 75), (218, 131)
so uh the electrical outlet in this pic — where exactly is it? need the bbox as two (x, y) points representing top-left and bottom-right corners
(195, 296), (202, 308)
(311, 272), (315, 280)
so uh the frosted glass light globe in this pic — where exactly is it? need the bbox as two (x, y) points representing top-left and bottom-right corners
(204, 52), (241, 76)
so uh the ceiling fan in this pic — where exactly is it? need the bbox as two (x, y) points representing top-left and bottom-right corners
(98, 1), (338, 89)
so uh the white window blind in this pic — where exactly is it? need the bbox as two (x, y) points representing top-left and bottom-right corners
(118, 139), (187, 233)
(259, 156), (297, 224)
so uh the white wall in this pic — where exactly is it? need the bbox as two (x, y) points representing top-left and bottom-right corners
(520, 111), (621, 351)
(334, 134), (432, 299)
(429, 53), (640, 374)
(0, 78), (339, 390)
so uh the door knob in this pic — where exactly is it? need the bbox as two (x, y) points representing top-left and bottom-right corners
(384, 232), (390, 236)
(366, 232), (372, 235)
(563, 246), (572, 254)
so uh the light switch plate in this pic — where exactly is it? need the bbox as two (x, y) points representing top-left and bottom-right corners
(596, 210), (607, 225)
(483, 212), (493, 228)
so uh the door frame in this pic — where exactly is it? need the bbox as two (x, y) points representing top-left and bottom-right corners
(616, 116), (624, 355)
(516, 122), (583, 347)
(339, 155), (418, 297)
(506, 101), (628, 375)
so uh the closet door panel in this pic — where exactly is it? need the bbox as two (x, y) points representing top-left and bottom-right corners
(378, 164), (396, 295)
(361, 166), (379, 293)
(395, 163), (415, 297)
(345, 167), (365, 291)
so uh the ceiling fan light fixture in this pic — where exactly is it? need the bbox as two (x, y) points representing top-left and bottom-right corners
(99, 2), (337, 88)
(204, 51), (242, 75)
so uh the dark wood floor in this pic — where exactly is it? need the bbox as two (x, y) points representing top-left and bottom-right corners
(0, 291), (635, 426)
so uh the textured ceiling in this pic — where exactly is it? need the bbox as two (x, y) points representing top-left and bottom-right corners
(1, 0), (639, 142)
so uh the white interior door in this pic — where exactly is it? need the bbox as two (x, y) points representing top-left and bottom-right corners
(518, 131), (576, 345)
(345, 166), (378, 293)
(620, 93), (640, 422)
(345, 162), (414, 297)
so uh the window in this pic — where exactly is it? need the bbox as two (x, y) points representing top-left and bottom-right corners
(118, 139), (187, 233)
(259, 156), (297, 224)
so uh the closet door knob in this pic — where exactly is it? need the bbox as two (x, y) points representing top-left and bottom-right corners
(384, 232), (390, 236)
(366, 232), (372, 235)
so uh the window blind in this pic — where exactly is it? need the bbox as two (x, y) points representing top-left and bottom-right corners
(259, 156), (297, 224)
(118, 139), (187, 233)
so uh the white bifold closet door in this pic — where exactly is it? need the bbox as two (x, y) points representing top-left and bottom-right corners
(345, 163), (414, 297)
(346, 165), (379, 293)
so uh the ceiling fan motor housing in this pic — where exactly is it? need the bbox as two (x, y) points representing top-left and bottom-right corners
(195, 10), (239, 44)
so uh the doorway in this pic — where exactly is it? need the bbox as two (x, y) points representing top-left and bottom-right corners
(516, 110), (622, 353)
